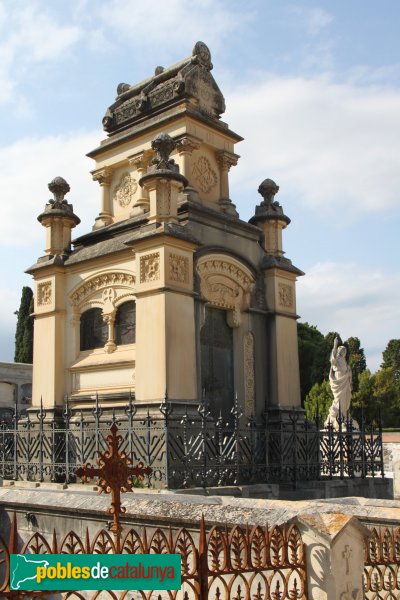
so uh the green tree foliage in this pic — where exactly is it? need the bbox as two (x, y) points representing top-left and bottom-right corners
(382, 339), (400, 382)
(297, 322), (326, 402)
(352, 367), (400, 427)
(351, 369), (375, 422)
(345, 336), (366, 392)
(304, 380), (333, 422)
(14, 287), (34, 363)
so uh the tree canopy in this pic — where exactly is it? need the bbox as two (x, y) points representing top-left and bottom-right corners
(14, 287), (34, 363)
(297, 322), (400, 426)
(382, 339), (400, 382)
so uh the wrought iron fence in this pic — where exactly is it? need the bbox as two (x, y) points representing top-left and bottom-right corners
(0, 513), (308, 599)
(364, 525), (400, 598)
(0, 395), (384, 488)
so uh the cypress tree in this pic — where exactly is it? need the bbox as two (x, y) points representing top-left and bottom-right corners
(14, 287), (34, 363)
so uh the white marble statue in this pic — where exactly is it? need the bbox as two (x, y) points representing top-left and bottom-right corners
(324, 337), (352, 430)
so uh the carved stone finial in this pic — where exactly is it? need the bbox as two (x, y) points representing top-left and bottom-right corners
(192, 41), (212, 70)
(48, 176), (70, 207)
(249, 178), (290, 229)
(151, 132), (177, 171)
(258, 178), (279, 206)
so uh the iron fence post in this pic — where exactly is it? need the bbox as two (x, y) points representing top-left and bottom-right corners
(346, 413), (354, 478)
(64, 397), (71, 484)
(338, 407), (345, 479)
(378, 407), (384, 478)
(160, 391), (172, 489)
(290, 408), (298, 485)
(125, 391), (136, 463)
(181, 406), (190, 487)
(198, 391), (210, 489)
(360, 402), (366, 479)
(38, 398), (46, 483)
(12, 399), (18, 480)
(231, 394), (242, 485)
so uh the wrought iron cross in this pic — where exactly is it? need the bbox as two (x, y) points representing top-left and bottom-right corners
(75, 422), (152, 550)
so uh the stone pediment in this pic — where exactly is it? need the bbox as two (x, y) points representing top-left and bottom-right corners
(102, 42), (225, 135)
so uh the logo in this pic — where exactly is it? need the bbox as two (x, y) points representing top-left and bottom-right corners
(10, 554), (181, 591)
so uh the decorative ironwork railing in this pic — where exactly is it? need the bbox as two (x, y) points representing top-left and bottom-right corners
(0, 395), (384, 487)
(0, 422), (308, 599)
(0, 514), (307, 599)
(364, 525), (400, 598)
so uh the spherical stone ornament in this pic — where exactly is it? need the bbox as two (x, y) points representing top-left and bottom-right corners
(258, 179), (279, 205)
(48, 176), (70, 196)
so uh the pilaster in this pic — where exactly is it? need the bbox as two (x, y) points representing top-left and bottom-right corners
(296, 513), (369, 600)
(128, 150), (153, 216)
(32, 269), (66, 409)
(134, 236), (198, 403)
(216, 150), (239, 216)
(92, 167), (113, 229)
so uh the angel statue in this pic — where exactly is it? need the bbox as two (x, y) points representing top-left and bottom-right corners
(324, 337), (353, 430)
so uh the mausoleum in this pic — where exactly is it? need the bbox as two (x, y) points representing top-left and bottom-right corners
(27, 41), (303, 423)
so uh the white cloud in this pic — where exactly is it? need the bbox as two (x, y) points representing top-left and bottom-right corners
(227, 74), (400, 221)
(289, 6), (333, 36)
(99, 0), (252, 56)
(307, 8), (333, 36)
(297, 261), (400, 371)
(0, 130), (101, 247)
(0, 2), (81, 107)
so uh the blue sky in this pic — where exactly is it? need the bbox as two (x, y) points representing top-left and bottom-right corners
(0, 0), (399, 370)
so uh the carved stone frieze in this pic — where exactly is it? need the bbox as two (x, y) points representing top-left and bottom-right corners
(70, 273), (135, 306)
(114, 95), (146, 125)
(196, 256), (255, 327)
(244, 332), (255, 416)
(140, 253), (160, 283)
(37, 281), (52, 306)
(169, 254), (189, 284)
(278, 282), (294, 309)
(192, 156), (218, 193)
(114, 172), (137, 208)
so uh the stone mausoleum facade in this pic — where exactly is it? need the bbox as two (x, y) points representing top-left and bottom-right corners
(27, 42), (303, 423)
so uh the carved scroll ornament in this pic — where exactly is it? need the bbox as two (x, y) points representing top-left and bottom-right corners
(196, 255), (255, 327)
(70, 272), (136, 308)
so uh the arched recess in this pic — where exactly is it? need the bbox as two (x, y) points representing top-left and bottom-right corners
(69, 271), (136, 355)
(196, 254), (255, 418)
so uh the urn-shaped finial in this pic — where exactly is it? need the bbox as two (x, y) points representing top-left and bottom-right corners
(48, 176), (70, 207)
(258, 178), (279, 206)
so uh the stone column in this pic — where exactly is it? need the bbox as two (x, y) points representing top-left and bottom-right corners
(128, 150), (152, 216)
(103, 312), (116, 354)
(92, 167), (113, 229)
(30, 177), (80, 411)
(296, 513), (369, 600)
(216, 150), (239, 216)
(249, 179), (303, 414)
(175, 135), (201, 204)
(139, 133), (188, 226)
